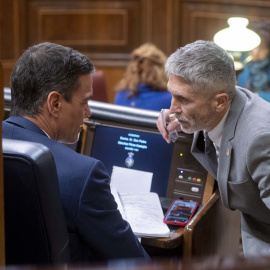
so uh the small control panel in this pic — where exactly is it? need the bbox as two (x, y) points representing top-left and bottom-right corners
(177, 168), (204, 184)
(172, 168), (207, 203)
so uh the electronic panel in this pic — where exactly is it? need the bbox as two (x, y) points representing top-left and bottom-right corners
(81, 101), (212, 204)
(90, 125), (174, 197)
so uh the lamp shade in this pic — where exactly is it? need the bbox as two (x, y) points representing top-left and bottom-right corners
(214, 17), (261, 52)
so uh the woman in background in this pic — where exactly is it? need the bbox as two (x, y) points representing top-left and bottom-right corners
(114, 43), (171, 111)
(238, 21), (270, 101)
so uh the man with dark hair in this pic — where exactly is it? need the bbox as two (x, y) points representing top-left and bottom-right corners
(3, 42), (150, 263)
(157, 40), (270, 256)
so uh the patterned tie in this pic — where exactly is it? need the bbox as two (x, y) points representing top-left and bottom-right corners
(204, 131), (218, 177)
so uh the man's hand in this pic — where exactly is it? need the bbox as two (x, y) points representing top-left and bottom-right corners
(157, 109), (181, 143)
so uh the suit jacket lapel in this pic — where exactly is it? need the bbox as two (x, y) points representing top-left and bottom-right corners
(217, 88), (247, 208)
(191, 87), (248, 209)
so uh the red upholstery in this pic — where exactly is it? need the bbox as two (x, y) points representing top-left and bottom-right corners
(92, 70), (108, 102)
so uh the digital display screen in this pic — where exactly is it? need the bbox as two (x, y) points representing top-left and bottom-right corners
(164, 200), (198, 224)
(90, 125), (174, 197)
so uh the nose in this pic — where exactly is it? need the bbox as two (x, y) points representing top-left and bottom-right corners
(169, 97), (182, 114)
(85, 103), (91, 118)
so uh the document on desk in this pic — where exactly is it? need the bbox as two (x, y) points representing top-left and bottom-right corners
(111, 166), (170, 238)
(110, 166), (152, 193)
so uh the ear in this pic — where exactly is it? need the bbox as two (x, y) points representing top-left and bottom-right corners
(214, 93), (229, 112)
(47, 91), (62, 118)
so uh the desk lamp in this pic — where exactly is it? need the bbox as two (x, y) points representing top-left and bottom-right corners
(213, 17), (261, 71)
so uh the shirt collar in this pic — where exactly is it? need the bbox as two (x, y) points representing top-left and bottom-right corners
(207, 107), (230, 149)
(41, 128), (51, 138)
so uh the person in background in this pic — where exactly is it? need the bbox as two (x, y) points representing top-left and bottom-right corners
(114, 43), (171, 111)
(2, 42), (150, 264)
(157, 40), (270, 257)
(238, 21), (270, 101)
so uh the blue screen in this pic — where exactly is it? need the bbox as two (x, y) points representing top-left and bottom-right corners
(91, 125), (174, 197)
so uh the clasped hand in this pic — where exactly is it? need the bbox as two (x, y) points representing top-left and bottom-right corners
(157, 109), (181, 143)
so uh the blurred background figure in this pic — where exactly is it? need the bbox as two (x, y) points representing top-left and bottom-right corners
(114, 43), (171, 111)
(238, 21), (270, 101)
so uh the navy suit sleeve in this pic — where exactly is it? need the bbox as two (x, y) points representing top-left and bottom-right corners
(77, 159), (150, 261)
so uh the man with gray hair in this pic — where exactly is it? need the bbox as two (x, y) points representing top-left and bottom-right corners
(157, 40), (270, 256)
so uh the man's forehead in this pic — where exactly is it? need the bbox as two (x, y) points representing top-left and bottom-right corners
(168, 75), (191, 93)
(168, 74), (187, 82)
(168, 75), (207, 100)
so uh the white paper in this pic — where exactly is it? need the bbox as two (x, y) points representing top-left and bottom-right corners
(120, 192), (171, 237)
(111, 188), (170, 238)
(110, 166), (170, 238)
(110, 166), (153, 194)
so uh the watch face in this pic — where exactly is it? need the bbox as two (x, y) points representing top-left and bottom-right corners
(125, 152), (134, 168)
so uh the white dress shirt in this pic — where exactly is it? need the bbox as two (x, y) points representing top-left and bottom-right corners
(206, 108), (230, 160)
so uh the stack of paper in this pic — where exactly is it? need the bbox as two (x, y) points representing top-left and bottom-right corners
(111, 166), (171, 238)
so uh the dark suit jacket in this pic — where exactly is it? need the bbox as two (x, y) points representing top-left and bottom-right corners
(2, 116), (150, 263)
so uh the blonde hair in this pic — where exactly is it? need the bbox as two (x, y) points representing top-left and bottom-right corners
(115, 43), (168, 98)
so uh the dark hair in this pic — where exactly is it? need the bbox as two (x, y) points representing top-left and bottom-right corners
(10, 42), (95, 117)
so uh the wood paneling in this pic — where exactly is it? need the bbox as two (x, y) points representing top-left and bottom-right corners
(38, 9), (128, 46)
(176, 0), (270, 47)
(95, 66), (126, 104)
(1, 0), (270, 103)
(26, 0), (144, 54)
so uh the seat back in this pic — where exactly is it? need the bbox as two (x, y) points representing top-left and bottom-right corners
(3, 139), (70, 265)
(92, 70), (108, 102)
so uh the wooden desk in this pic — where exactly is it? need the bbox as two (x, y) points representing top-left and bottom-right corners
(141, 188), (216, 250)
(142, 227), (184, 249)
(141, 189), (241, 260)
